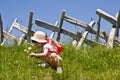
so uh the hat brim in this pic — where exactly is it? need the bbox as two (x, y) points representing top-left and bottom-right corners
(31, 37), (47, 43)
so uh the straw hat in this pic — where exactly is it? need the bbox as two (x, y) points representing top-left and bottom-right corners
(31, 31), (47, 43)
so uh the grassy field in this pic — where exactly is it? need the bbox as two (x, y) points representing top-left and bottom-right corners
(1, 44), (120, 80)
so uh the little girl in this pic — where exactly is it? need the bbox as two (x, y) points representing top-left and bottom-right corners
(29, 31), (64, 73)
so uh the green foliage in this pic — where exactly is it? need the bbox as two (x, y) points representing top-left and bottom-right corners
(1, 44), (120, 80)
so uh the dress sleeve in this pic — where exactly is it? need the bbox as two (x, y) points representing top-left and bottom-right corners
(43, 44), (52, 51)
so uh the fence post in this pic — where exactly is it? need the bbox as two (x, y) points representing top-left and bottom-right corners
(0, 13), (3, 42)
(115, 11), (120, 38)
(27, 11), (33, 42)
(96, 15), (101, 42)
(106, 11), (120, 48)
(106, 25), (116, 48)
(56, 10), (65, 41)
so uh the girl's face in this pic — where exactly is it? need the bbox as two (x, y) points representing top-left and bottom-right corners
(32, 41), (44, 48)
(35, 43), (44, 48)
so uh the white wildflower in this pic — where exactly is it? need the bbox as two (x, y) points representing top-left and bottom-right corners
(24, 47), (32, 53)
(24, 49), (27, 52)
(28, 47), (32, 50)
(27, 50), (29, 53)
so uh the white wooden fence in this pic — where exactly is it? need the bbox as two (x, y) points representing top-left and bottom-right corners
(0, 9), (120, 48)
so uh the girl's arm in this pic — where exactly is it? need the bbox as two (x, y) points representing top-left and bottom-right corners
(29, 48), (49, 57)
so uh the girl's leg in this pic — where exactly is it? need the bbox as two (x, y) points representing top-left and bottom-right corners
(38, 56), (50, 67)
(50, 53), (62, 73)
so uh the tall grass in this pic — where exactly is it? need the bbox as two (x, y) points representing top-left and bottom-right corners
(1, 44), (120, 80)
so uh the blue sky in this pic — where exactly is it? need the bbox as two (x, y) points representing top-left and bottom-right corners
(0, 0), (120, 43)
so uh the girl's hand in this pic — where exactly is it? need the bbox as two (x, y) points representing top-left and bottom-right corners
(29, 52), (35, 57)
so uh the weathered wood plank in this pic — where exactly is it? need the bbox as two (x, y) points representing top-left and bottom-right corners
(72, 30), (82, 46)
(77, 30), (88, 47)
(64, 15), (89, 29)
(96, 9), (117, 25)
(0, 13), (3, 42)
(0, 30), (18, 46)
(9, 18), (18, 33)
(0, 30), (18, 41)
(13, 22), (35, 34)
(35, 19), (58, 31)
(96, 15), (101, 42)
(72, 40), (78, 46)
(106, 26), (116, 48)
(27, 11), (33, 42)
(14, 22), (28, 33)
(114, 37), (120, 44)
(57, 10), (65, 41)
(35, 19), (77, 39)
(115, 12), (120, 37)
(18, 33), (26, 46)
(116, 11), (120, 26)
(77, 21), (95, 47)
(64, 15), (97, 34)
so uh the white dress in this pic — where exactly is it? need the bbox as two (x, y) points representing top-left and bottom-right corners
(43, 43), (62, 60)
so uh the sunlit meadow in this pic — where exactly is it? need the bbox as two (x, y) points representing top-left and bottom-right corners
(1, 43), (120, 80)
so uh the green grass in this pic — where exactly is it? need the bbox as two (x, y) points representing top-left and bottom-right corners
(1, 44), (120, 80)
